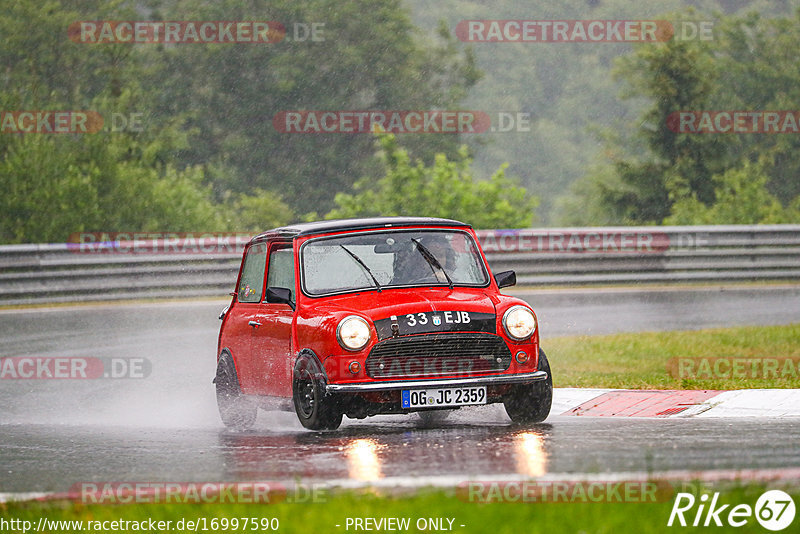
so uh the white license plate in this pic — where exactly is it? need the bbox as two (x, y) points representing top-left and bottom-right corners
(401, 386), (487, 408)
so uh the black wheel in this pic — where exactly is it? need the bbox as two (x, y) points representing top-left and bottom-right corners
(292, 353), (342, 430)
(417, 409), (452, 425)
(215, 353), (257, 430)
(503, 348), (553, 423)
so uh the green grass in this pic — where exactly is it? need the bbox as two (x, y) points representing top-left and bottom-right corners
(2, 484), (798, 534)
(546, 323), (800, 389)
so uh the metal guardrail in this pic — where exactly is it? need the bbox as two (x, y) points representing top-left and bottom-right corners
(0, 225), (798, 306)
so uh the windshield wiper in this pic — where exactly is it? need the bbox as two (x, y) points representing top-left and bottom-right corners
(340, 245), (382, 292)
(411, 238), (454, 289)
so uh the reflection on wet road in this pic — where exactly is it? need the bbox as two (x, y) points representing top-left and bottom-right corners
(1, 286), (799, 494)
(2, 412), (800, 493)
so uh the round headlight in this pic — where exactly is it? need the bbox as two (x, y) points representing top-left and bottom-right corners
(337, 316), (371, 351)
(503, 305), (536, 341)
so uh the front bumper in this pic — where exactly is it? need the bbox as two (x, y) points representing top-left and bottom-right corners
(325, 370), (548, 394)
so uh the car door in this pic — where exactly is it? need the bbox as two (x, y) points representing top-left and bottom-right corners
(223, 241), (268, 393)
(249, 242), (295, 397)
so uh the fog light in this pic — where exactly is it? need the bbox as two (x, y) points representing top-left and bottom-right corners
(348, 361), (361, 375)
(515, 351), (529, 364)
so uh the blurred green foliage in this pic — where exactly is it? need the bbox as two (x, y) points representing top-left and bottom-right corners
(4, 1), (800, 244)
(560, 7), (800, 225)
(326, 134), (537, 228)
(407, 0), (800, 224)
(0, 0), (480, 243)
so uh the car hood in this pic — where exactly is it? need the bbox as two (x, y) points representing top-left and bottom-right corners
(307, 287), (499, 323)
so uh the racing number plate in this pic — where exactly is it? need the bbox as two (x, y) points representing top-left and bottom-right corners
(401, 386), (487, 408)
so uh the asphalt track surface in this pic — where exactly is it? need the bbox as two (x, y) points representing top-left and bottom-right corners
(1, 285), (799, 494)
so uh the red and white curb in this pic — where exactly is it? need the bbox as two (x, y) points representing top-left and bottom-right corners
(553, 388), (800, 418)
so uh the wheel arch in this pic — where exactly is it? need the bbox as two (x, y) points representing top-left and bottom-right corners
(213, 348), (239, 384)
(294, 348), (329, 383)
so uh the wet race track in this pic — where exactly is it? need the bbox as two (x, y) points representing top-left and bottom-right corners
(1, 285), (800, 495)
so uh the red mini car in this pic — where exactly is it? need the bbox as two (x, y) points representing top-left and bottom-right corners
(215, 217), (552, 430)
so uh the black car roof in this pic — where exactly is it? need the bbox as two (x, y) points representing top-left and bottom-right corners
(250, 217), (471, 243)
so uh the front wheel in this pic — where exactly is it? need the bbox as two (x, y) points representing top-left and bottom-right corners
(215, 353), (257, 430)
(503, 348), (553, 423)
(292, 353), (343, 430)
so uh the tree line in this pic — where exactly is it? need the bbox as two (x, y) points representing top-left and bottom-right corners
(2, 1), (799, 245)
(1, 0), (535, 244)
(557, 7), (800, 225)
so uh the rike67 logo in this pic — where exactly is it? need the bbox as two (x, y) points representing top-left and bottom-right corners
(668, 490), (796, 531)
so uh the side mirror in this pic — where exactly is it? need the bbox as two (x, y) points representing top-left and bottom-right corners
(266, 287), (295, 310)
(494, 270), (516, 289)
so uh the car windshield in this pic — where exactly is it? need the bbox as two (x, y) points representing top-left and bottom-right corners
(301, 229), (489, 296)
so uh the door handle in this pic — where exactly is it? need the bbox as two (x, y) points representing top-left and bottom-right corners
(248, 321), (262, 328)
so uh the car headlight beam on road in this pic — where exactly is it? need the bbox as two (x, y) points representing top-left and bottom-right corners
(503, 305), (536, 341)
(337, 315), (371, 351)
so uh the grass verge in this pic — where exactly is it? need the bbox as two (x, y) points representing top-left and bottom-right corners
(546, 323), (800, 389)
(2, 484), (798, 534)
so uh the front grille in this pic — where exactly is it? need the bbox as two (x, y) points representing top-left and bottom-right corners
(365, 333), (512, 378)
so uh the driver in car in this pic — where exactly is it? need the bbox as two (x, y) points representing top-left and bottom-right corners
(391, 235), (455, 284)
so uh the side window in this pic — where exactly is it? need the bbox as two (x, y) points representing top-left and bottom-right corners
(238, 243), (267, 303)
(266, 246), (295, 296)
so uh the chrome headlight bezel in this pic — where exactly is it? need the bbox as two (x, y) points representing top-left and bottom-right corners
(336, 315), (371, 351)
(502, 305), (537, 341)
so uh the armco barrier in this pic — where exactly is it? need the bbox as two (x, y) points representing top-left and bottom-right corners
(0, 225), (798, 305)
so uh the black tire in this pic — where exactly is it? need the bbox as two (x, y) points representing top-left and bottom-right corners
(417, 409), (452, 425)
(215, 353), (257, 430)
(292, 353), (343, 431)
(503, 348), (553, 423)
